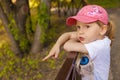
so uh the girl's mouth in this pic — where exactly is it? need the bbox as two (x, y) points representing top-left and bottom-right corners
(79, 37), (84, 41)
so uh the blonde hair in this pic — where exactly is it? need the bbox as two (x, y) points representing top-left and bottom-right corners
(106, 21), (115, 43)
(96, 21), (115, 45)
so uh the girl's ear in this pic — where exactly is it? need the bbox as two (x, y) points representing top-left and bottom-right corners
(100, 25), (107, 35)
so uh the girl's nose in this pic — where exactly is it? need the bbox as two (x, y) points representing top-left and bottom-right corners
(78, 29), (84, 34)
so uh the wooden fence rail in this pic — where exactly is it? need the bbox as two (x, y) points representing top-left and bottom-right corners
(55, 52), (81, 80)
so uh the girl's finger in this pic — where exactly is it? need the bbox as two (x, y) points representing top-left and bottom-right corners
(42, 54), (51, 61)
(55, 53), (59, 58)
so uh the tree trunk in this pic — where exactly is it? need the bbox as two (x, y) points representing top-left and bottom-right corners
(30, 23), (41, 54)
(30, 0), (51, 53)
(15, 0), (28, 33)
(0, 0), (30, 56)
(14, 0), (31, 53)
(0, 4), (22, 56)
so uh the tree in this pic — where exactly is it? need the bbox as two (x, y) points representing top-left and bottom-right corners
(0, 0), (51, 57)
(0, 0), (28, 57)
(30, 0), (51, 53)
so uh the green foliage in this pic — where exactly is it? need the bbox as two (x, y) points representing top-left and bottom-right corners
(8, 18), (30, 52)
(37, 2), (50, 45)
(37, 3), (49, 29)
(0, 20), (4, 30)
(88, 0), (120, 8)
(48, 59), (56, 69)
(29, 0), (40, 8)
(8, 19), (19, 41)
(19, 35), (30, 52)
(0, 42), (66, 80)
(0, 44), (43, 80)
(42, 15), (69, 47)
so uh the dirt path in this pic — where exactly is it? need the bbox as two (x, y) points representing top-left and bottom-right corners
(108, 8), (120, 80)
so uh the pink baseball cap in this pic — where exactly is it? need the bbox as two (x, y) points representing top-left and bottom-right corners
(66, 5), (108, 26)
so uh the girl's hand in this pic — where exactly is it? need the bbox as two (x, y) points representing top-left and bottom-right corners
(42, 31), (78, 61)
(42, 44), (60, 61)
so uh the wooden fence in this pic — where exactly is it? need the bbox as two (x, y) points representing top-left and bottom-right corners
(55, 52), (81, 80)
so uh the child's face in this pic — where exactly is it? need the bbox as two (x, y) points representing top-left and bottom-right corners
(76, 21), (106, 44)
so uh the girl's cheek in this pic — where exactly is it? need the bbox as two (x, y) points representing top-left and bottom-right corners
(76, 35), (80, 41)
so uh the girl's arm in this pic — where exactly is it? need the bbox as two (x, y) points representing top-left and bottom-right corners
(55, 31), (78, 47)
(42, 31), (78, 61)
(63, 39), (88, 54)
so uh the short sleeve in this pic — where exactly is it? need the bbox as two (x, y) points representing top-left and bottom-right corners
(84, 41), (100, 60)
(84, 37), (111, 60)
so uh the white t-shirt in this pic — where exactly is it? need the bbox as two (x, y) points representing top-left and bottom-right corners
(84, 36), (111, 80)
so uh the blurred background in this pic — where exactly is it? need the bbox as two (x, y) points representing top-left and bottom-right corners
(0, 0), (120, 80)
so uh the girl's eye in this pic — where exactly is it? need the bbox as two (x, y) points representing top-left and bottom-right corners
(86, 25), (90, 28)
(76, 26), (81, 29)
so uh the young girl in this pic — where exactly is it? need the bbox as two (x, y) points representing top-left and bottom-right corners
(42, 5), (115, 80)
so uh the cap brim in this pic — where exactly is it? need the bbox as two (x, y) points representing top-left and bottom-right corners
(66, 15), (98, 26)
